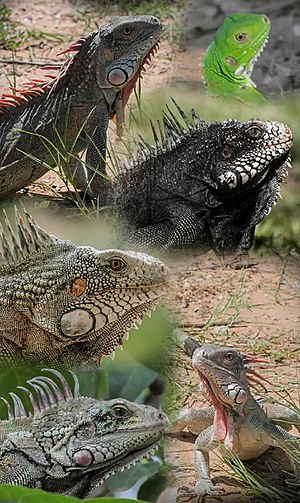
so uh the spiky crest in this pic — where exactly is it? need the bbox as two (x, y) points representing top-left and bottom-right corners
(110, 99), (207, 177)
(0, 36), (87, 116)
(0, 370), (80, 420)
(0, 206), (68, 270)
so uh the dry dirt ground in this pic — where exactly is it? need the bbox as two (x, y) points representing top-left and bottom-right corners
(1, 2), (300, 501)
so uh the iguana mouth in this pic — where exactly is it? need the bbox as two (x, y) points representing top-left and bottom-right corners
(246, 151), (291, 191)
(121, 39), (161, 106)
(234, 34), (269, 82)
(196, 370), (234, 448)
(69, 439), (162, 487)
(111, 38), (161, 134)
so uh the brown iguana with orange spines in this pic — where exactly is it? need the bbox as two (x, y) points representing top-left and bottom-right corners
(0, 15), (162, 198)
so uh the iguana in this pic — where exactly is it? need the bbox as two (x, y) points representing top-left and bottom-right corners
(0, 15), (162, 198)
(0, 206), (168, 366)
(104, 101), (293, 253)
(0, 369), (168, 497)
(202, 13), (270, 103)
(169, 338), (300, 496)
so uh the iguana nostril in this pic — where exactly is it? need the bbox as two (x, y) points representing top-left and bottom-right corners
(150, 17), (160, 24)
(263, 15), (270, 24)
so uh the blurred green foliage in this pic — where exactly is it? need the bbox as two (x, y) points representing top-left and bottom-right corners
(0, 485), (149, 503)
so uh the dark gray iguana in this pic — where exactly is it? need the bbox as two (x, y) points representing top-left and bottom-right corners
(0, 15), (162, 198)
(0, 369), (168, 497)
(0, 206), (168, 366)
(104, 101), (293, 253)
(169, 339), (300, 496)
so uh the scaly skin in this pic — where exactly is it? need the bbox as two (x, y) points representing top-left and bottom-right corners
(171, 340), (300, 496)
(0, 207), (168, 366)
(0, 370), (168, 497)
(0, 16), (162, 198)
(203, 13), (270, 103)
(109, 102), (293, 253)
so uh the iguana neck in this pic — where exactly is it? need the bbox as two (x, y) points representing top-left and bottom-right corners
(203, 43), (265, 104)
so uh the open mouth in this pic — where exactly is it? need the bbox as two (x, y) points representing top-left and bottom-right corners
(251, 151), (292, 188)
(122, 38), (161, 105)
(196, 369), (231, 444)
(111, 38), (161, 134)
(234, 34), (269, 81)
(196, 370), (219, 407)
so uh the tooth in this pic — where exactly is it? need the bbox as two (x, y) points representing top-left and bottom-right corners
(235, 65), (245, 76)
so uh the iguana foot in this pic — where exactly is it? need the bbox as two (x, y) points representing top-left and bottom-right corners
(194, 479), (224, 496)
(220, 253), (258, 270)
(180, 481), (224, 498)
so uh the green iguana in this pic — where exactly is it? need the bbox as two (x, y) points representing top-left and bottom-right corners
(203, 13), (270, 103)
(170, 339), (300, 496)
(0, 369), (168, 497)
(0, 206), (168, 366)
(0, 15), (162, 198)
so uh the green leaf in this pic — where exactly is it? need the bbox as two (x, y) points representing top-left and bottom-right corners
(0, 484), (79, 502)
(0, 486), (150, 503)
(105, 460), (161, 492)
(102, 357), (158, 402)
(138, 473), (169, 502)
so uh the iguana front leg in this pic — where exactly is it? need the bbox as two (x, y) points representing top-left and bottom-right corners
(249, 416), (300, 474)
(127, 204), (208, 250)
(262, 403), (300, 433)
(171, 407), (214, 434)
(62, 105), (110, 199)
(193, 425), (223, 496)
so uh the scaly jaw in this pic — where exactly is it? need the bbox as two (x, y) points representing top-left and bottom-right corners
(234, 35), (269, 82)
(92, 442), (160, 490)
(104, 296), (162, 361)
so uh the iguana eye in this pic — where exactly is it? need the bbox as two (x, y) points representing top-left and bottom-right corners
(111, 403), (129, 418)
(246, 125), (263, 139)
(222, 145), (232, 159)
(225, 352), (234, 361)
(109, 257), (126, 272)
(235, 32), (247, 42)
(123, 26), (133, 36)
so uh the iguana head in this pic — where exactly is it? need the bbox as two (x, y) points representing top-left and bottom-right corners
(95, 16), (162, 92)
(206, 13), (270, 84)
(192, 344), (250, 447)
(1, 370), (168, 490)
(0, 207), (169, 363)
(77, 15), (162, 130)
(0, 16), (162, 133)
(201, 118), (292, 196)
